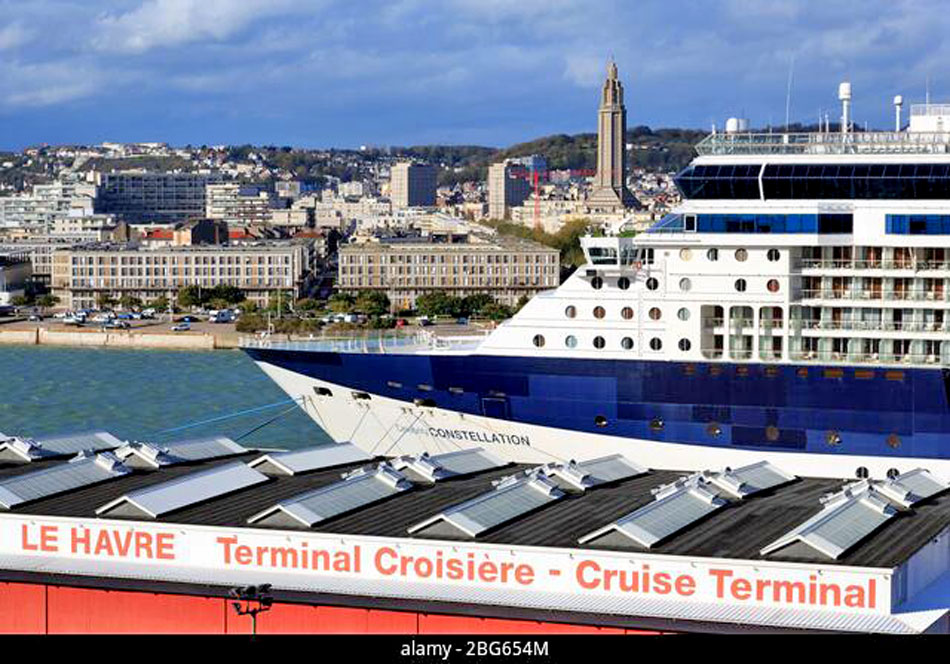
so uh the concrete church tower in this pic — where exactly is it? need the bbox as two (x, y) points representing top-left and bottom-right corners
(587, 60), (638, 211)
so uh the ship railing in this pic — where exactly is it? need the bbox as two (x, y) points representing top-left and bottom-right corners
(799, 288), (949, 302)
(788, 351), (947, 365)
(798, 259), (950, 271)
(239, 331), (486, 354)
(696, 130), (950, 156)
(796, 319), (950, 332)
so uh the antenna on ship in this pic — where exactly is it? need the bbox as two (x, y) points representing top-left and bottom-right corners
(894, 95), (904, 131)
(838, 80), (852, 134)
(785, 55), (795, 131)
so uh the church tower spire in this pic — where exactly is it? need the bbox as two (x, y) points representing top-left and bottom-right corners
(588, 60), (637, 212)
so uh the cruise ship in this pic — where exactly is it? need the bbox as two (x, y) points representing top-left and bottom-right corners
(244, 82), (950, 481)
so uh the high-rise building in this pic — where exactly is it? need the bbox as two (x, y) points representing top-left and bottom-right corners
(390, 162), (437, 209)
(587, 61), (637, 211)
(488, 162), (531, 220)
(94, 172), (224, 222)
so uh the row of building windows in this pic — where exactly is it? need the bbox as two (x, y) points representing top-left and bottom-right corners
(341, 253), (555, 265)
(886, 214), (950, 235)
(683, 213), (853, 234)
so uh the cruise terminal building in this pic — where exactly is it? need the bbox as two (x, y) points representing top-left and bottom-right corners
(0, 431), (948, 634)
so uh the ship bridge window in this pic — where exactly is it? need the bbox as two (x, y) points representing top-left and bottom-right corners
(588, 247), (618, 265)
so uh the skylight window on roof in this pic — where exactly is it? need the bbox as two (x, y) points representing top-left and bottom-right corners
(545, 454), (648, 492)
(578, 475), (727, 549)
(407, 470), (565, 539)
(0, 452), (130, 509)
(248, 443), (373, 476)
(116, 435), (249, 469)
(389, 448), (508, 483)
(32, 430), (124, 456)
(760, 482), (898, 560)
(247, 463), (413, 528)
(96, 461), (269, 519)
(705, 460), (796, 499)
(875, 468), (950, 508)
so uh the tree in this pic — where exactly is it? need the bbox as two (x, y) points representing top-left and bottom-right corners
(177, 285), (202, 308)
(355, 290), (390, 317)
(10, 295), (29, 307)
(149, 295), (170, 312)
(207, 284), (245, 304)
(328, 292), (355, 314)
(481, 302), (512, 321)
(96, 292), (116, 310)
(461, 293), (493, 317)
(35, 294), (59, 309)
(119, 294), (142, 310)
(415, 292), (462, 318)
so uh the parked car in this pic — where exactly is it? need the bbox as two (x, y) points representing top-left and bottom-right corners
(171, 323), (191, 332)
(180, 315), (200, 323)
(103, 320), (130, 329)
(27, 314), (42, 322)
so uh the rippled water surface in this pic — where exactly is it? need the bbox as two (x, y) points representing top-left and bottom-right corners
(0, 346), (331, 449)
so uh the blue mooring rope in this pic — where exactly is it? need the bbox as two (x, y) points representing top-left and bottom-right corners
(151, 397), (302, 437)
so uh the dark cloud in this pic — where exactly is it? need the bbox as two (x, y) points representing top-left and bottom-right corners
(0, 0), (946, 148)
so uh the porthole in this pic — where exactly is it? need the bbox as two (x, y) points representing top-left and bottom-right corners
(594, 415), (608, 428)
(649, 307), (662, 320)
(856, 466), (869, 479)
(706, 422), (722, 437)
(621, 306), (634, 320)
(735, 278), (747, 292)
(826, 430), (842, 446)
(735, 248), (748, 262)
(649, 337), (662, 351)
(678, 338), (691, 352)
(565, 335), (578, 348)
(887, 433), (901, 449)
(765, 425), (780, 442)
(646, 277), (659, 291)
(617, 276), (631, 290)
(649, 417), (664, 432)
(707, 248), (719, 262)
(593, 336), (606, 349)
(532, 334), (545, 348)
(593, 306), (606, 319)
(767, 248), (780, 262)
(887, 468), (900, 479)
(314, 386), (333, 397)
(351, 391), (372, 400)
(621, 337), (634, 350)
(679, 248), (693, 261)
(677, 307), (690, 321)
(767, 279), (780, 293)
(591, 276), (603, 290)
(414, 397), (437, 408)
(565, 305), (577, 319)
(679, 277), (692, 292)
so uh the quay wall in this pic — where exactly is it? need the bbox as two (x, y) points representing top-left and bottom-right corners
(0, 327), (219, 350)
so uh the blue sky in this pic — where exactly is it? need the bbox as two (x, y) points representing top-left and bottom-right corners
(1, 0), (948, 150)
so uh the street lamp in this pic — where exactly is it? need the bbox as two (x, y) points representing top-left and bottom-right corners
(228, 584), (273, 635)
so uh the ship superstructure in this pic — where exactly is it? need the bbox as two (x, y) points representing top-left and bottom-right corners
(245, 83), (950, 481)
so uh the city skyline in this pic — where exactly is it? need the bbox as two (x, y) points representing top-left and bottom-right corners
(2, 0), (950, 150)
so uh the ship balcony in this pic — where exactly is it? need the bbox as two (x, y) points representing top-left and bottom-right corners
(239, 332), (486, 354)
(798, 259), (950, 272)
(799, 288), (950, 303)
(788, 350), (946, 365)
(796, 319), (950, 333)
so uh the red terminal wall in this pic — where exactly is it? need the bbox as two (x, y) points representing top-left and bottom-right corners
(0, 581), (664, 635)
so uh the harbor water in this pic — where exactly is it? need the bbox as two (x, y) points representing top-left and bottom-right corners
(0, 346), (332, 449)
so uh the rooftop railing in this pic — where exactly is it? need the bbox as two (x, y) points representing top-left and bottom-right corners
(695, 130), (950, 156)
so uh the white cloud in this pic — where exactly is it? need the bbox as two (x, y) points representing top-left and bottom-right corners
(91, 0), (308, 54)
(0, 60), (106, 108)
(0, 22), (34, 50)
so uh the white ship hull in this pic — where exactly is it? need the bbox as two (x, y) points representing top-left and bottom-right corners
(256, 359), (950, 481)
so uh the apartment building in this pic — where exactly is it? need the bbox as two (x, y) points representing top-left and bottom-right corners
(205, 183), (274, 224)
(94, 172), (224, 222)
(488, 161), (532, 220)
(51, 242), (313, 310)
(389, 162), (437, 209)
(337, 232), (560, 310)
